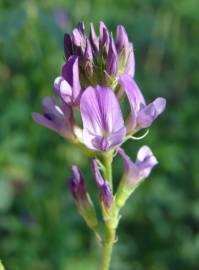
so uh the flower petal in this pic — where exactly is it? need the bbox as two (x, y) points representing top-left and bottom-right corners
(61, 56), (82, 105)
(32, 112), (58, 132)
(137, 97), (166, 128)
(136, 145), (158, 178)
(32, 96), (74, 138)
(118, 146), (157, 187)
(119, 74), (145, 130)
(80, 85), (126, 151)
(118, 148), (139, 183)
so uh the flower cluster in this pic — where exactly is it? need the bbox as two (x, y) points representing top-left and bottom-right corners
(32, 21), (166, 235)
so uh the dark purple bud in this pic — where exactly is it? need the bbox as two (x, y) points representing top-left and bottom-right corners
(77, 21), (85, 34)
(89, 23), (99, 53)
(64, 33), (73, 59)
(92, 159), (113, 208)
(69, 165), (88, 202)
(99, 22), (110, 57)
(106, 36), (118, 76)
(32, 96), (74, 139)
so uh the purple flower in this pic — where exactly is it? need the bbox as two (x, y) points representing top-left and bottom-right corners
(32, 96), (74, 139)
(54, 56), (82, 106)
(118, 146), (158, 187)
(69, 165), (88, 203)
(119, 74), (166, 132)
(92, 159), (113, 208)
(80, 85), (126, 151)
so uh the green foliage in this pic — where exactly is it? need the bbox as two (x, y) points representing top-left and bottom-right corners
(0, 0), (199, 269)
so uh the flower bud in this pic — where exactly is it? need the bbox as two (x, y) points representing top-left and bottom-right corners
(91, 159), (113, 209)
(83, 39), (93, 78)
(89, 23), (99, 53)
(99, 26), (110, 60)
(62, 21), (137, 89)
(116, 25), (135, 77)
(106, 36), (118, 77)
(64, 33), (73, 59)
(69, 166), (98, 230)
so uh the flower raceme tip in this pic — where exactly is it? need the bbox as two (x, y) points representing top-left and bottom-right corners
(32, 21), (166, 154)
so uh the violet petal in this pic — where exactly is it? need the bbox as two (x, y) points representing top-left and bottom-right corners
(80, 85), (126, 151)
(137, 97), (166, 128)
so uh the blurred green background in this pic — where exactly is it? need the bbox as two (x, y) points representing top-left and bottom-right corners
(0, 0), (199, 269)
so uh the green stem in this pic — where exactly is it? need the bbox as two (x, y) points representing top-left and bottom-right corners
(103, 153), (113, 189)
(99, 151), (115, 270)
(100, 228), (115, 270)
